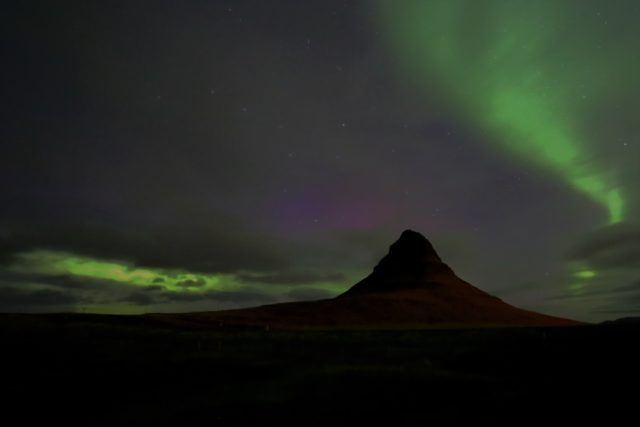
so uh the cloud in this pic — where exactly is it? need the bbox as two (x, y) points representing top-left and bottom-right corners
(568, 222), (640, 270)
(0, 270), (114, 290)
(176, 278), (206, 288)
(287, 287), (336, 301)
(591, 292), (640, 317)
(0, 219), (290, 275)
(0, 266), (282, 311)
(0, 266), (274, 304)
(0, 269), (150, 311)
(0, 269), (136, 292)
(167, 289), (276, 304)
(0, 286), (77, 309)
(236, 271), (345, 285)
(594, 308), (640, 315)
(121, 291), (155, 306)
(546, 222), (640, 320)
(547, 280), (640, 301)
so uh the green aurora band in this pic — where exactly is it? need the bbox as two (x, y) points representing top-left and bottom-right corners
(10, 250), (230, 292)
(375, 0), (625, 224)
(7, 250), (351, 312)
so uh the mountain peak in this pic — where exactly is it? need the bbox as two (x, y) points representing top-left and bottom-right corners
(389, 229), (442, 263)
(339, 229), (453, 297)
(398, 229), (424, 239)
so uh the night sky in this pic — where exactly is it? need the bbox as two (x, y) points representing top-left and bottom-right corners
(2, 1), (639, 321)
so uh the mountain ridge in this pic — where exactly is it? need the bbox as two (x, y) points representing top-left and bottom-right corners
(149, 230), (581, 329)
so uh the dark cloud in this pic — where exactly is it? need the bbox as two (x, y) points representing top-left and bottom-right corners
(163, 289), (277, 304)
(287, 287), (336, 301)
(0, 271), (36, 284)
(0, 270), (152, 310)
(594, 309), (640, 315)
(237, 271), (345, 285)
(122, 291), (154, 306)
(591, 295), (640, 316)
(0, 270), (133, 292)
(0, 286), (77, 309)
(611, 281), (640, 294)
(568, 223), (640, 270)
(547, 280), (640, 301)
(0, 220), (290, 275)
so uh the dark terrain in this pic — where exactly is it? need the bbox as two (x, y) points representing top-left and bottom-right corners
(1, 315), (638, 426)
(2, 232), (635, 425)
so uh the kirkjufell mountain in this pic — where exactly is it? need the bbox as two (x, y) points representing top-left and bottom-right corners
(155, 230), (579, 329)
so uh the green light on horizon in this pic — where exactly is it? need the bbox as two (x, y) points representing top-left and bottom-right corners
(9, 250), (227, 292)
(7, 250), (351, 313)
(574, 270), (596, 279)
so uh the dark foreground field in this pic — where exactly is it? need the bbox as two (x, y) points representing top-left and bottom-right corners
(1, 314), (638, 426)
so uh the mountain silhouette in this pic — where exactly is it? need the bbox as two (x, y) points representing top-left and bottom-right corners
(154, 230), (580, 329)
(340, 229), (464, 297)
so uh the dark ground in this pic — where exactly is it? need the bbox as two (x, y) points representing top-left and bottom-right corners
(1, 314), (638, 426)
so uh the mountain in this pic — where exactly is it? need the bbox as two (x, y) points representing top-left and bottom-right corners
(152, 230), (580, 329)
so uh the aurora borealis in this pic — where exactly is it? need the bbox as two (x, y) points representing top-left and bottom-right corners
(376, 0), (629, 224)
(2, 0), (640, 321)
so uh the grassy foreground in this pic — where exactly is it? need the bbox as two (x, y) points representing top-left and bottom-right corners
(1, 313), (637, 426)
